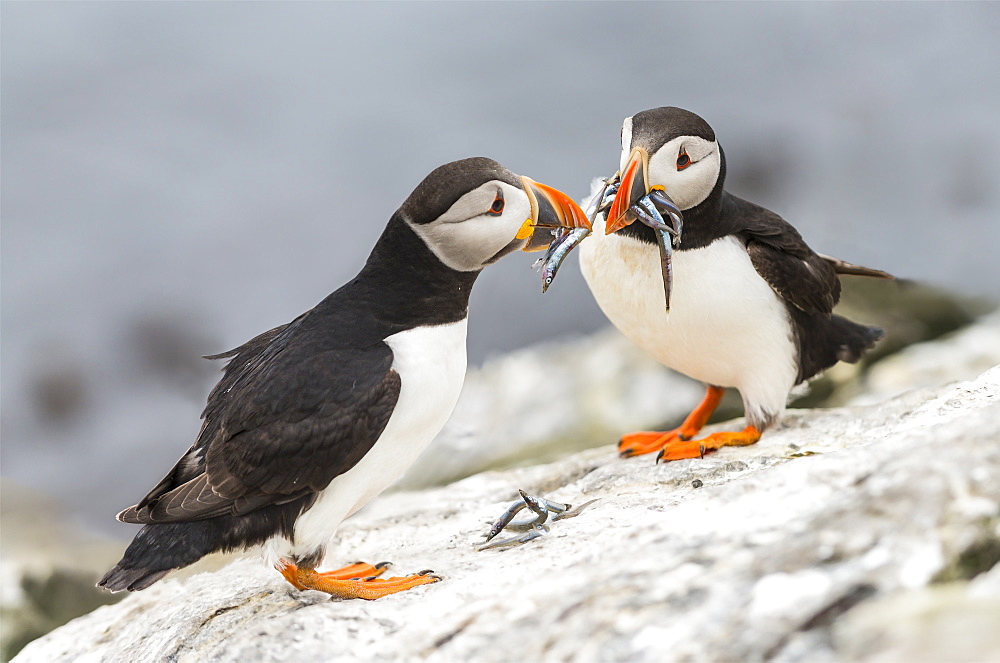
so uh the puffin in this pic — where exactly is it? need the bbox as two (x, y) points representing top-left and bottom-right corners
(577, 107), (892, 462)
(98, 157), (588, 599)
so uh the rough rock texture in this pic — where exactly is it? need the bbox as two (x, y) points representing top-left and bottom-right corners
(15, 366), (1000, 663)
(857, 310), (1000, 403)
(0, 484), (122, 662)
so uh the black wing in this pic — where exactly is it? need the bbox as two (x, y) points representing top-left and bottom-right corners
(731, 195), (888, 383)
(735, 196), (893, 315)
(129, 320), (297, 510)
(739, 204), (842, 315)
(119, 315), (400, 524)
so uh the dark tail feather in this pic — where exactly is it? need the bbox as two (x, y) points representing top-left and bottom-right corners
(98, 565), (169, 593)
(97, 496), (312, 592)
(97, 522), (216, 592)
(834, 315), (884, 364)
(793, 311), (884, 383)
(818, 253), (894, 280)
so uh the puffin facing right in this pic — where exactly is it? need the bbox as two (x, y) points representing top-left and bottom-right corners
(578, 107), (892, 462)
(99, 157), (587, 599)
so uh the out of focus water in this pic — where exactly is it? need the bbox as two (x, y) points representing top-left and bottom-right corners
(3, 3), (999, 537)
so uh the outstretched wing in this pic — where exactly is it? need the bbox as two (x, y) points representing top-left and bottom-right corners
(119, 315), (400, 524)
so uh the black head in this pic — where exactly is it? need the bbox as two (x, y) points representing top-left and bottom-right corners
(399, 157), (588, 272)
(399, 157), (522, 226)
(627, 107), (716, 158)
(602, 107), (729, 251)
(618, 107), (725, 212)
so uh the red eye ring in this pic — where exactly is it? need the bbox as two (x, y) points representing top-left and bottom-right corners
(676, 151), (691, 170)
(487, 190), (505, 216)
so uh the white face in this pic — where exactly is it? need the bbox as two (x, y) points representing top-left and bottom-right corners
(620, 117), (722, 211)
(620, 117), (634, 170)
(405, 180), (533, 272)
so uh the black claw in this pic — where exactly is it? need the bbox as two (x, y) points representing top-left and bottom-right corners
(417, 569), (434, 576)
(375, 561), (392, 569)
(363, 576), (377, 582)
(699, 445), (706, 459)
(655, 449), (666, 464)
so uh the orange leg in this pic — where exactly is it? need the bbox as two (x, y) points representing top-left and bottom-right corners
(277, 560), (440, 600)
(619, 385), (725, 457)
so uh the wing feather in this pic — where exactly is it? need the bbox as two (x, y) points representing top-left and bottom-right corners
(739, 209), (840, 315)
(818, 253), (894, 279)
(119, 314), (401, 525)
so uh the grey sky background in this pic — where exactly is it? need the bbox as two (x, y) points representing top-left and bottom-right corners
(3, 2), (999, 535)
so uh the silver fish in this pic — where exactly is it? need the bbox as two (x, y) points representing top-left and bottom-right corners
(539, 226), (591, 293)
(534, 175), (620, 293)
(655, 227), (674, 311)
(634, 196), (675, 234)
(478, 524), (550, 551)
(647, 188), (683, 246)
(480, 490), (599, 551)
(484, 489), (548, 542)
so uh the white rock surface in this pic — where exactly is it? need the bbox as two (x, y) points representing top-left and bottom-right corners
(1, 483), (123, 662)
(856, 310), (1000, 404)
(15, 367), (1000, 663)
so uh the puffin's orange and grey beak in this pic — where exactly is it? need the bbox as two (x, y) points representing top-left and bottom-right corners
(605, 147), (651, 234)
(519, 177), (591, 252)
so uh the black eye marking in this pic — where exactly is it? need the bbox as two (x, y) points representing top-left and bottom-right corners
(677, 150), (691, 170)
(487, 188), (505, 216)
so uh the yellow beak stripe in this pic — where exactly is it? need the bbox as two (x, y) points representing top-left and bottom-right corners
(515, 218), (534, 240)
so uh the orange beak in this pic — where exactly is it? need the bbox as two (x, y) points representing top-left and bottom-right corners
(605, 147), (651, 234)
(519, 176), (591, 252)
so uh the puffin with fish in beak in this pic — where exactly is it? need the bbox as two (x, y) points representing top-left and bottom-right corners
(545, 107), (892, 462)
(99, 157), (587, 599)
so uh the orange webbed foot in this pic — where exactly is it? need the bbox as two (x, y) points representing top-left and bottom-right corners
(277, 560), (440, 600)
(619, 385), (726, 458)
(655, 426), (762, 463)
(317, 561), (392, 581)
(618, 429), (688, 457)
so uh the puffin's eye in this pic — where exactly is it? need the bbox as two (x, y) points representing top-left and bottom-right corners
(487, 189), (505, 216)
(676, 151), (691, 170)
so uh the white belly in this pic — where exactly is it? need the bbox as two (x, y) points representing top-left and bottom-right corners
(270, 319), (468, 561)
(579, 221), (797, 426)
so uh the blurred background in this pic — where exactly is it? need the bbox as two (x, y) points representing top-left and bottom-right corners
(3, 2), (1000, 543)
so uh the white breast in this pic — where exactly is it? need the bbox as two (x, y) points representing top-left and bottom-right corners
(273, 319), (468, 561)
(579, 219), (797, 427)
